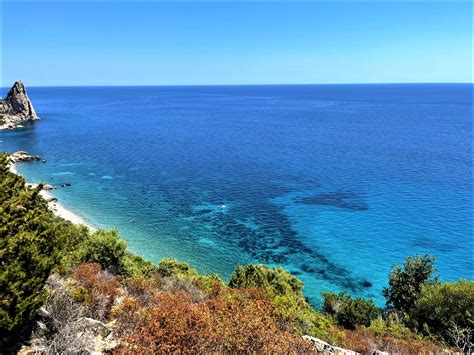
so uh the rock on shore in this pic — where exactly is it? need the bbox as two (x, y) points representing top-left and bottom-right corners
(0, 80), (39, 129)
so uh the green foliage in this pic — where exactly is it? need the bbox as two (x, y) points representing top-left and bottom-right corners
(382, 254), (439, 314)
(411, 279), (474, 342)
(292, 303), (339, 342)
(64, 227), (157, 278)
(158, 258), (199, 278)
(0, 153), (132, 344)
(76, 229), (127, 274)
(158, 258), (223, 292)
(54, 224), (91, 273)
(0, 153), (69, 343)
(228, 264), (339, 341)
(369, 316), (421, 340)
(382, 255), (473, 346)
(122, 253), (158, 278)
(322, 292), (380, 330)
(229, 264), (304, 298)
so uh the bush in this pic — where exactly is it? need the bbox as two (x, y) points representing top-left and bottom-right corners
(122, 254), (158, 278)
(411, 279), (474, 344)
(322, 292), (380, 329)
(114, 287), (312, 352)
(71, 263), (120, 320)
(369, 316), (419, 340)
(229, 264), (304, 298)
(228, 264), (339, 342)
(63, 229), (139, 277)
(78, 230), (127, 274)
(157, 258), (222, 294)
(382, 254), (439, 314)
(157, 258), (199, 278)
(341, 323), (443, 354)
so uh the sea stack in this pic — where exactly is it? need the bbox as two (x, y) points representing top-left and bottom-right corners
(0, 80), (39, 129)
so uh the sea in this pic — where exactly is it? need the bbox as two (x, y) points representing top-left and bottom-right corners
(1, 84), (472, 305)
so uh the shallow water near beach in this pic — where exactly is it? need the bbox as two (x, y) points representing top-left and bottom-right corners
(1, 84), (472, 305)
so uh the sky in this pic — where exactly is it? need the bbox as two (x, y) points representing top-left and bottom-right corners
(1, 1), (472, 86)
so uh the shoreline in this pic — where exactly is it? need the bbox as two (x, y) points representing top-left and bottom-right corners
(9, 163), (97, 231)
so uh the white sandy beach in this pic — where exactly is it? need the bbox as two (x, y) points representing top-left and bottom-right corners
(9, 163), (96, 230)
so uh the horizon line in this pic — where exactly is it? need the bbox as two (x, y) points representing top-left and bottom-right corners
(2, 82), (473, 89)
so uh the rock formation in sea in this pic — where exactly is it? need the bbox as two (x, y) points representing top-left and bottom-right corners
(10, 150), (41, 162)
(0, 80), (39, 129)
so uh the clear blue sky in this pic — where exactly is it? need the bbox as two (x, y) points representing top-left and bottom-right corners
(1, 1), (472, 86)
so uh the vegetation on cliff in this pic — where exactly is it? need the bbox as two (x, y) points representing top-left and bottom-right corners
(0, 152), (472, 353)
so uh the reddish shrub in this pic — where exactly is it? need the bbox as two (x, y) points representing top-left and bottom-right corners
(71, 263), (120, 320)
(341, 326), (444, 354)
(113, 287), (311, 353)
(126, 274), (163, 306)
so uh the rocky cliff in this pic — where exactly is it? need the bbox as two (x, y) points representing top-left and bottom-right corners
(0, 81), (39, 129)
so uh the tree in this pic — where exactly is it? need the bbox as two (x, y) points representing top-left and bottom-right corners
(382, 254), (439, 314)
(0, 153), (64, 344)
(322, 292), (380, 329)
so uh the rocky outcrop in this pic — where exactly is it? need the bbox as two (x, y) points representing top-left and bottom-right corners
(10, 151), (41, 162)
(303, 335), (360, 355)
(28, 275), (117, 354)
(0, 81), (39, 129)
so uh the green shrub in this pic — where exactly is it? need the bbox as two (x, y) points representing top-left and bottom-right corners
(369, 316), (421, 340)
(122, 253), (158, 278)
(411, 279), (474, 342)
(158, 258), (222, 293)
(322, 292), (380, 329)
(74, 229), (127, 274)
(228, 264), (339, 342)
(228, 264), (304, 298)
(158, 258), (199, 278)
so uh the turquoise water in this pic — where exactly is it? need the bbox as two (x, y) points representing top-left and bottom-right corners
(1, 84), (472, 305)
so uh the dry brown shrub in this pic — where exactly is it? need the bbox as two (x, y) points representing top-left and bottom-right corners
(341, 326), (445, 354)
(113, 287), (312, 353)
(341, 327), (375, 353)
(126, 274), (163, 306)
(161, 276), (206, 303)
(72, 263), (121, 320)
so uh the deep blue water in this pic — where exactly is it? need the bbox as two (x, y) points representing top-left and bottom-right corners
(1, 84), (472, 305)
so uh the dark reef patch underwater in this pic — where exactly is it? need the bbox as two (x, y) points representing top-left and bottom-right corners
(1, 84), (472, 305)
